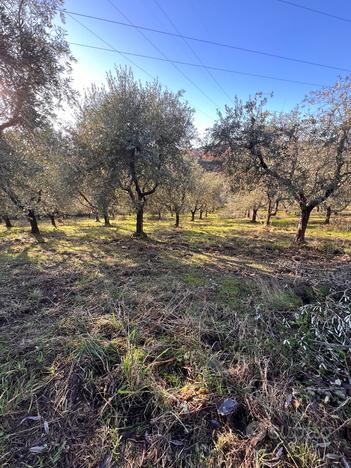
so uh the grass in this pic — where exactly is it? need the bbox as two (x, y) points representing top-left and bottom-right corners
(0, 213), (350, 467)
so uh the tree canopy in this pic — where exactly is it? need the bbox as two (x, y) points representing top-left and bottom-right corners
(0, 0), (74, 133)
(74, 67), (195, 236)
(209, 80), (351, 242)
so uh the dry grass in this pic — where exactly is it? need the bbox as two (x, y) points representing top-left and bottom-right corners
(0, 214), (350, 467)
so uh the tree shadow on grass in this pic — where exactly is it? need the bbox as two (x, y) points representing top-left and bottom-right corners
(1, 219), (351, 466)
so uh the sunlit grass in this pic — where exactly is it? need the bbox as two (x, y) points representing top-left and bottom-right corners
(1, 211), (351, 243)
(0, 212), (350, 466)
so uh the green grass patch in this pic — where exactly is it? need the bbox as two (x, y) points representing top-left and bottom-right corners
(0, 214), (350, 466)
(264, 288), (303, 311)
(216, 276), (253, 307)
(183, 270), (208, 287)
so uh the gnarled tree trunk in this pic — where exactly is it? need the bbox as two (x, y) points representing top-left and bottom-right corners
(265, 199), (279, 227)
(199, 210), (203, 220)
(3, 215), (12, 228)
(295, 207), (312, 243)
(103, 212), (111, 226)
(265, 211), (272, 227)
(190, 210), (196, 221)
(48, 214), (57, 228)
(135, 199), (146, 237)
(324, 206), (332, 225)
(175, 211), (180, 227)
(28, 209), (41, 236)
(251, 208), (258, 223)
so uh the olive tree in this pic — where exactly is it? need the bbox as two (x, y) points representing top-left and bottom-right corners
(0, 131), (43, 235)
(146, 189), (167, 220)
(162, 157), (195, 227)
(199, 172), (228, 219)
(264, 182), (285, 226)
(0, 0), (73, 236)
(0, 0), (73, 134)
(209, 80), (351, 243)
(76, 67), (194, 237)
(187, 162), (207, 221)
(0, 128), (71, 236)
(322, 183), (351, 225)
(68, 149), (120, 226)
(0, 191), (15, 227)
(187, 164), (228, 221)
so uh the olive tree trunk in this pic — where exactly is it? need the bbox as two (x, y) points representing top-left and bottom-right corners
(265, 211), (272, 227)
(251, 208), (258, 223)
(3, 215), (12, 228)
(28, 209), (41, 236)
(103, 212), (111, 226)
(48, 214), (57, 228)
(295, 207), (312, 243)
(324, 206), (332, 225)
(265, 199), (279, 227)
(135, 202), (145, 237)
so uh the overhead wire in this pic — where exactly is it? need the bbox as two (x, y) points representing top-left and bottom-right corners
(62, 9), (351, 73)
(68, 41), (324, 87)
(106, 0), (220, 108)
(275, 0), (351, 24)
(66, 12), (154, 80)
(151, 0), (233, 102)
(66, 12), (214, 120)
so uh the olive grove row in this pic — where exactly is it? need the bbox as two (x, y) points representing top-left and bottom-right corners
(1, 1), (350, 242)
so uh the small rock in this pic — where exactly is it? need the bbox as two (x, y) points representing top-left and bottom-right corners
(217, 398), (239, 416)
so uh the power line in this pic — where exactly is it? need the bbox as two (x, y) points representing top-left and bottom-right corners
(66, 12), (154, 80)
(66, 13), (214, 121)
(275, 0), (351, 24)
(151, 0), (233, 102)
(69, 41), (324, 87)
(62, 9), (351, 73)
(106, 0), (220, 108)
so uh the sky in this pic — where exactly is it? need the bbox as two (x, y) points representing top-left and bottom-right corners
(60, 0), (351, 134)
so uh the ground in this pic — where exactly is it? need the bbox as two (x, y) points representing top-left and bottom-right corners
(0, 214), (350, 467)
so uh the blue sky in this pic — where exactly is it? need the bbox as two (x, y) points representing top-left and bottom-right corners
(61, 0), (351, 134)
